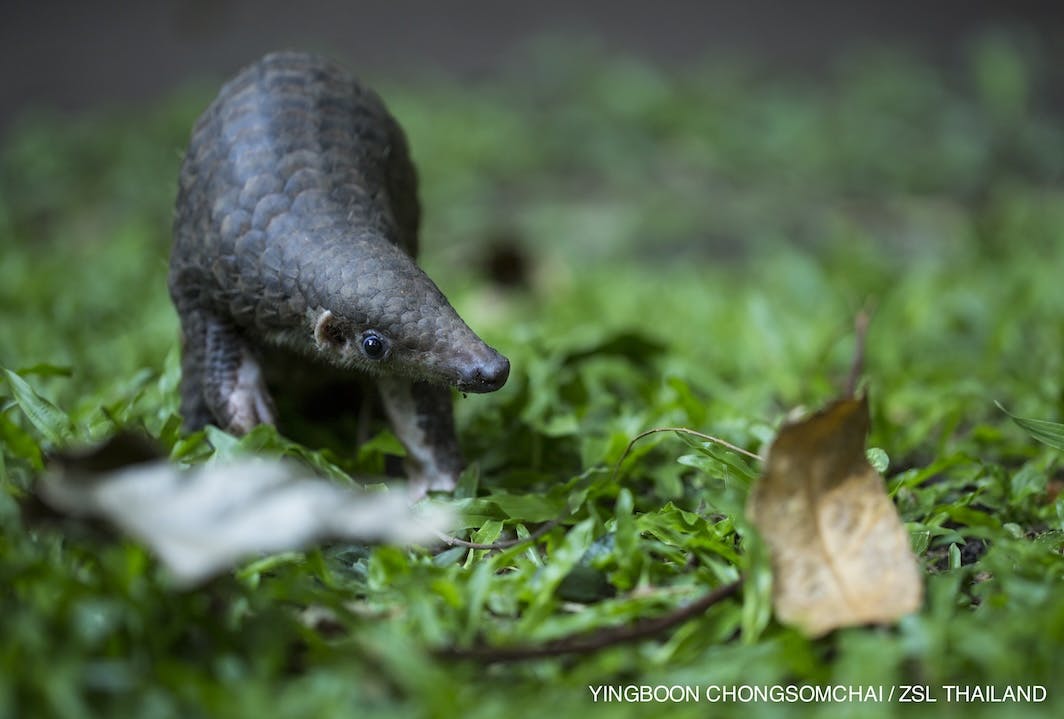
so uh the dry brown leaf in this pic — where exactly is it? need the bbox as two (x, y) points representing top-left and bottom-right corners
(746, 395), (922, 637)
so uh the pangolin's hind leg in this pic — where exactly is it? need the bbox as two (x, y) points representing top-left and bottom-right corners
(376, 377), (463, 499)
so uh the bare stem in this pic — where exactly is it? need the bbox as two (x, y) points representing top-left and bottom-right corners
(433, 517), (563, 550)
(846, 307), (871, 397)
(435, 579), (741, 663)
(613, 426), (762, 483)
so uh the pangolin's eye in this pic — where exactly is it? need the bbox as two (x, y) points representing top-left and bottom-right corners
(361, 333), (387, 360)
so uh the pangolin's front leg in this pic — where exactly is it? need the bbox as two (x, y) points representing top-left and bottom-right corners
(179, 306), (276, 434)
(376, 377), (463, 498)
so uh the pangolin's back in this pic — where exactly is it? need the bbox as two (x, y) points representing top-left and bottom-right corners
(169, 51), (420, 330)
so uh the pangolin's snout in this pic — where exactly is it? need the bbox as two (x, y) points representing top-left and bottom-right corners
(457, 349), (510, 393)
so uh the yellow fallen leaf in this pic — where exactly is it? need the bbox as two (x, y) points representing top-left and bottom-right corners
(746, 395), (922, 637)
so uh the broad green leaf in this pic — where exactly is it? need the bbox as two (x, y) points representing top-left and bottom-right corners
(2, 368), (75, 445)
(15, 363), (73, 379)
(0, 409), (44, 469)
(204, 424), (241, 457)
(462, 560), (496, 643)
(998, 402), (1064, 452)
(740, 525), (773, 643)
(483, 491), (564, 522)
(519, 518), (596, 630)
(611, 487), (640, 587)
(1010, 462), (1047, 502)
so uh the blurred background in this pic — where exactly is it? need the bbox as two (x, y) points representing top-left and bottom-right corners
(3, 0), (1064, 128)
(3, 1), (1061, 264)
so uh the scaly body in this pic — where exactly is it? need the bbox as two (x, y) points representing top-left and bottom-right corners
(169, 51), (509, 495)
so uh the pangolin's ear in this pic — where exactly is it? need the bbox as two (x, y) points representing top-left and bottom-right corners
(313, 309), (347, 351)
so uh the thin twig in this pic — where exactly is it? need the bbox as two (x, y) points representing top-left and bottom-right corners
(846, 307), (871, 397)
(435, 579), (741, 663)
(613, 426), (762, 483)
(434, 516), (564, 550)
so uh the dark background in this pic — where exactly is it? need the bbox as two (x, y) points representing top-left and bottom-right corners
(2, 0), (1063, 133)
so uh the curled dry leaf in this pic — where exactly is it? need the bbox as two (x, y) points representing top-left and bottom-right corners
(39, 455), (454, 587)
(746, 395), (922, 637)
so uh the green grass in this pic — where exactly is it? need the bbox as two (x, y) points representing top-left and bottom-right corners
(2, 33), (1063, 718)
